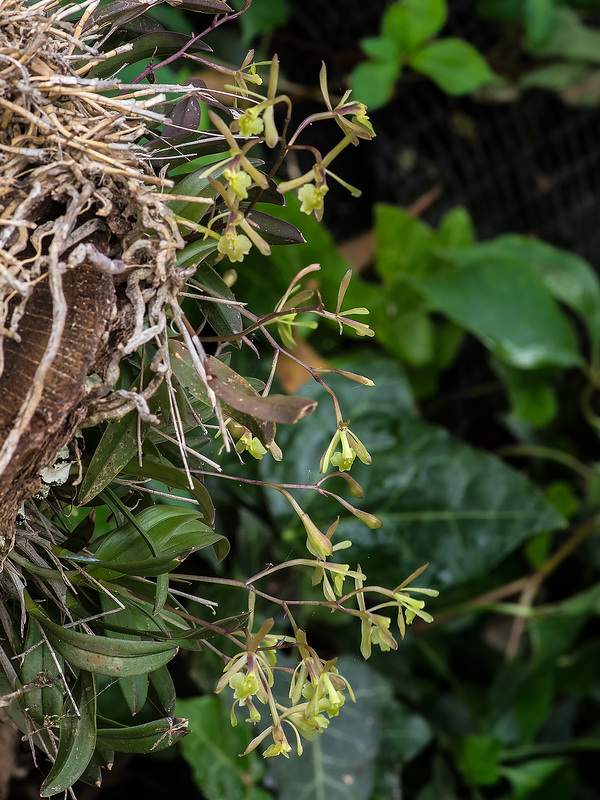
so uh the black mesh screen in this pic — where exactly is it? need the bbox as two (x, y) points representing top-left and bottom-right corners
(273, 0), (600, 262)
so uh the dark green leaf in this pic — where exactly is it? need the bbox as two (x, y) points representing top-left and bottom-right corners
(65, 549), (194, 577)
(40, 671), (97, 796)
(410, 39), (497, 95)
(97, 716), (189, 753)
(89, 505), (221, 575)
(260, 356), (564, 588)
(192, 263), (243, 339)
(79, 377), (161, 505)
(477, 0), (523, 22)
(20, 621), (64, 725)
(176, 238), (219, 269)
(502, 758), (569, 800)
(448, 235), (600, 346)
(83, 1), (157, 34)
(31, 613), (178, 678)
(123, 457), (216, 528)
(148, 665), (176, 716)
(173, 0), (232, 12)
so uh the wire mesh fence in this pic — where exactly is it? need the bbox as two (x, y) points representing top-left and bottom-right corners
(275, 0), (600, 263)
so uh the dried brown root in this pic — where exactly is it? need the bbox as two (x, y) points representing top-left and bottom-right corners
(0, 0), (188, 569)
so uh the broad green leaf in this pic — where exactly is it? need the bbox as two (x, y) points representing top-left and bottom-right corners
(374, 282), (435, 366)
(260, 356), (564, 588)
(178, 695), (271, 800)
(40, 671), (97, 796)
(65, 550), (194, 577)
(97, 599), (150, 714)
(533, 7), (600, 61)
(89, 505), (220, 575)
(379, 700), (433, 764)
(265, 657), (392, 800)
(375, 204), (436, 280)
(350, 58), (400, 110)
(524, 0), (557, 48)
(456, 734), (501, 786)
(440, 235), (600, 347)
(410, 39), (497, 95)
(409, 255), (583, 369)
(383, 0), (447, 53)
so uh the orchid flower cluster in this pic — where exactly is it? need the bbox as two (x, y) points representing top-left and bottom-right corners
(211, 547), (438, 758)
(172, 56), (375, 262)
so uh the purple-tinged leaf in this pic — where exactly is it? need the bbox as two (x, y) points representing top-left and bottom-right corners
(92, 32), (211, 79)
(208, 357), (317, 424)
(166, 0), (233, 12)
(245, 209), (306, 245)
(168, 341), (276, 446)
(83, 1), (157, 35)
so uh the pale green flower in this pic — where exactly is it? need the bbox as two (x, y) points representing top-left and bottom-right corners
(235, 430), (267, 460)
(298, 181), (328, 217)
(224, 167), (252, 201)
(237, 106), (264, 138)
(217, 228), (252, 263)
(320, 424), (371, 473)
(229, 671), (259, 704)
